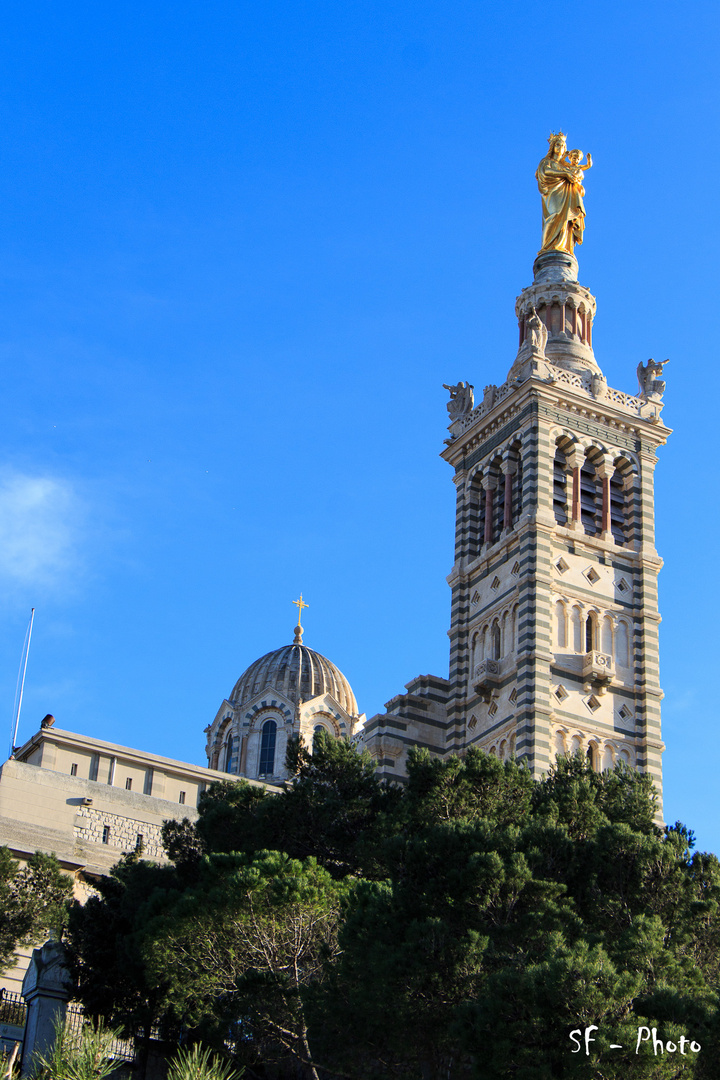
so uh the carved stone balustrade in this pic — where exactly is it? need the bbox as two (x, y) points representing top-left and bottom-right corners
(473, 659), (501, 702)
(582, 651), (615, 690)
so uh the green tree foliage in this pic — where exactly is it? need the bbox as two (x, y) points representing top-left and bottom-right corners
(166, 731), (402, 880)
(145, 850), (347, 1079)
(0, 848), (72, 973)
(66, 851), (184, 1080)
(70, 744), (720, 1079)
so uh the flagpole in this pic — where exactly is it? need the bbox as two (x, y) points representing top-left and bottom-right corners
(9, 608), (35, 759)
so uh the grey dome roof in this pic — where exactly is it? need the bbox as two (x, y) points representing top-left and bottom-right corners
(229, 642), (359, 716)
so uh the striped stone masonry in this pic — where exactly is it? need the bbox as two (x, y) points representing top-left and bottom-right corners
(360, 248), (670, 814)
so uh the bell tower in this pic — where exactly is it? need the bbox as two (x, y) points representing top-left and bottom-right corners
(440, 140), (670, 804)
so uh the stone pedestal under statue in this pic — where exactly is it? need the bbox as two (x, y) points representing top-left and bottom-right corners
(21, 940), (73, 1076)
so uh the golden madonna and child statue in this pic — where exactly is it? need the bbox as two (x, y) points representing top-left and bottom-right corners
(536, 131), (592, 255)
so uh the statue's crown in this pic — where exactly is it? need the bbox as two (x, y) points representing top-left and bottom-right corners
(548, 130), (566, 144)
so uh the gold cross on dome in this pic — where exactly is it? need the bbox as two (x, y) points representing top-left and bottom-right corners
(293, 594), (309, 626)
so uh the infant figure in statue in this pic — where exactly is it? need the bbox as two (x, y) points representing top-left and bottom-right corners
(563, 149), (592, 196)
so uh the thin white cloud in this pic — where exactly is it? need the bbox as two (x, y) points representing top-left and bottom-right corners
(0, 471), (82, 591)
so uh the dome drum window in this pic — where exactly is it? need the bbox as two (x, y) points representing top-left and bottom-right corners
(259, 720), (277, 776)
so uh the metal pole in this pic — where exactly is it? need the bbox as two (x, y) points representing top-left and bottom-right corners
(9, 608), (35, 758)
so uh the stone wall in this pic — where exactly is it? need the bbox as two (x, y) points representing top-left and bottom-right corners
(74, 806), (165, 859)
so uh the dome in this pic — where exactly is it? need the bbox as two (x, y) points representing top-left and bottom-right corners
(229, 640), (359, 716)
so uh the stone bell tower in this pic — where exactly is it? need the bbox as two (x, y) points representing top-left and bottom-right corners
(441, 210), (670, 804)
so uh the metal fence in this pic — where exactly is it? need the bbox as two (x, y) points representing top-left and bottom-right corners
(64, 1003), (136, 1064)
(0, 992), (27, 1029)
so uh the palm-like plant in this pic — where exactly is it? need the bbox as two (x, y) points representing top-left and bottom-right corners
(30, 1017), (126, 1080)
(166, 1044), (243, 1080)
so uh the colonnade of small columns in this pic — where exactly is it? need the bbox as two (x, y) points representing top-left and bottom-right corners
(517, 297), (594, 349)
(554, 599), (632, 668)
(553, 436), (635, 544)
(552, 727), (634, 771)
(468, 440), (523, 551)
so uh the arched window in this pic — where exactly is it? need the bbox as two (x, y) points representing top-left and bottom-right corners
(470, 632), (478, 673)
(580, 456), (602, 535)
(511, 606), (519, 654)
(571, 606), (582, 652)
(610, 469), (628, 544)
(585, 613), (596, 652)
(511, 444), (523, 525)
(224, 734), (234, 772)
(616, 621), (630, 668)
(553, 449), (568, 525)
(554, 730), (566, 757)
(556, 601), (567, 648)
(601, 745), (614, 771)
(259, 720), (277, 775)
(313, 723), (329, 747)
(470, 473), (486, 557)
(602, 616), (613, 656)
(490, 459), (504, 540)
(491, 622), (501, 661)
(587, 743), (598, 770)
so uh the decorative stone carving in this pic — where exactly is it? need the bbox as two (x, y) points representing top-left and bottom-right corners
(481, 385), (496, 410)
(526, 304), (548, 356)
(582, 651), (615, 692)
(473, 659), (500, 702)
(591, 372), (607, 400)
(443, 381), (474, 420)
(636, 358), (669, 401)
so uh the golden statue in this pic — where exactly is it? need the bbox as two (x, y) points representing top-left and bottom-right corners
(536, 132), (592, 255)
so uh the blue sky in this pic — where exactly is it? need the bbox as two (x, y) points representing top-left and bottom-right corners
(0, 2), (717, 848)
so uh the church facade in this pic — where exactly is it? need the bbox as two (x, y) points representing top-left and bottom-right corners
(363, 244), (669, 809)
(2, 137), (672, 926)
(207, 242), (670, 806)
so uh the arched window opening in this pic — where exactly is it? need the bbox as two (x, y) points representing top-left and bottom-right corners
(499, 740), (507, 761)
(616, 622), (630, 668)
(491, 622), (501, 661)
(571, 607), (582, 652)
(580, 458), (601, 535)
(259, 720), (277, 775)
(470, 632), (479, 673)
(602, 616), (613, 656)
(587, 743), (598, 770)
(509, 734), (516, 756)
(610, 469), (629, 545)
(224, 734), (234, 773)
(511, 606), (519, 654)
(585, 614), (595, 653)
(470, 473), (486, 557)
(554, 730), (565, 757)
(556, 601), (567, 648)
(601, 745), (614, 771)
(313, 724), (329, 750)
(570, 734), (582, 755)
(553, 449), (568, 526)
(490, 459), (504, 540)
(511, 444), (523, 525)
